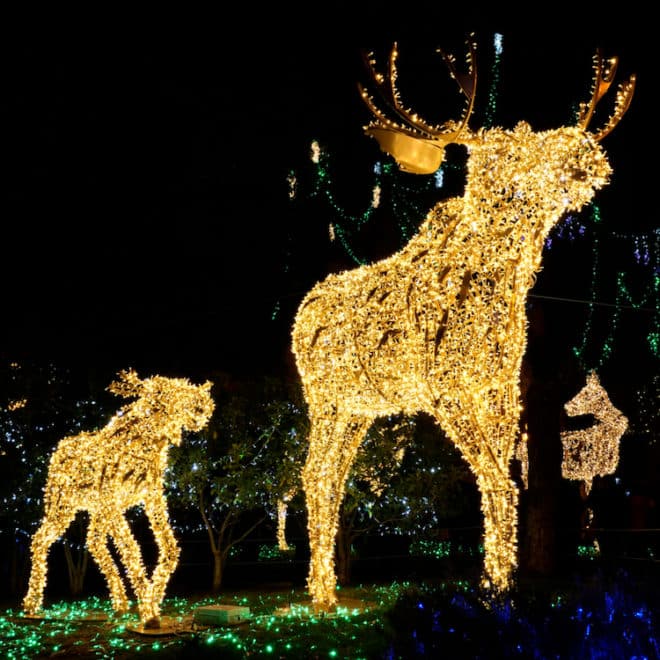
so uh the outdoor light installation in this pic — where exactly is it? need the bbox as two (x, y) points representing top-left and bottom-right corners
(22, 369), (215, 628)
(292, 36), (635, 608)
(561, 370), (629, 494)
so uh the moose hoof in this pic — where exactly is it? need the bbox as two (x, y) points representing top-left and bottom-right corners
(143, 616), (161, 630)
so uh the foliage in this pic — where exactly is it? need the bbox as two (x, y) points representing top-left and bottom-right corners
(0, 360), (113, 596)
(166, 374), (309, 590)
(383, 570), (660, 659)
(1, 571), (658, 658)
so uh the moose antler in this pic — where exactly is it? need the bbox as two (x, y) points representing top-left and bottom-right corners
(576, 49), (636, 141)
(358, 35), (477, 174)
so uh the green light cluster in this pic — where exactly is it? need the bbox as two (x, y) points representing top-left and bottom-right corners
(0, 585), (405, 659)
(409, 539), (484, 559)
(258, 543), (296, 562)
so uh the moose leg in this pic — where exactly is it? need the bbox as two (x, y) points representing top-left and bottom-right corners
(23, 510), (76, 614)
(302, 413), (371, 609)
(142, 493), (181, 627)
(87, 516), (129, 614)
(476, 469), (519, 593)
(108, 513), (152, 623)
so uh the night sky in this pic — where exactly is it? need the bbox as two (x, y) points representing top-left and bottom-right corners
(1, 9), (656, 404)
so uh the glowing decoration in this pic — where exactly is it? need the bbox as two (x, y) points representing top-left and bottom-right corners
(22, 369), (215, 628)
(561, 371), (629, 494)
(514, 427), (530, 489)
(7, 398), (27, 411)
(277, 487), (297, 552)
(310, 140), (321, 164)
(371, 184), (381, 208)
(573, 224), (660, 371)
(292, 37), (634, 608)
(287, 170), (297, 200)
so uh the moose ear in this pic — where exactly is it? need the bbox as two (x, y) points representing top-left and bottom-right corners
(107, 368), (143, 398)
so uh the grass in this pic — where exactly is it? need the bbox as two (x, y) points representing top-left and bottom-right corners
(1, 564), (659, 659)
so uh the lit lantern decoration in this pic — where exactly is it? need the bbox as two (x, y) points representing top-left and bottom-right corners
(561, 370), (629, 495)
(291, 36), (634, 608)
(22, 369), (215, 628)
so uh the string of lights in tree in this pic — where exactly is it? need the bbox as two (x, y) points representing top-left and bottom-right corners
(571, 222), (659, 370)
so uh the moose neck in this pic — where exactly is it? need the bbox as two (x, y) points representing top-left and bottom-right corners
(456, 124), (610, 280)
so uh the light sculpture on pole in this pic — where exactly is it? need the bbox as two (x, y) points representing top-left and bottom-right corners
(561, 370), (629, 494)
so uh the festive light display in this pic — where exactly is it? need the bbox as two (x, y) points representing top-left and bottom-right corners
(22, 369), (215, 628)
(284, 36), (655, 418)
(573, 223), (659, 371)
(292, 37), (634, 607)
(4, 580), (658, 658)
(561, 370), (629, 494)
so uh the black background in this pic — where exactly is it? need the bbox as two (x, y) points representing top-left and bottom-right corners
(0, 7), (655, 401)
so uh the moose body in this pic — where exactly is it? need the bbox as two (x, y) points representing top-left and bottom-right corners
(292, 40), (634, 607)
(23, 369), (215, 627)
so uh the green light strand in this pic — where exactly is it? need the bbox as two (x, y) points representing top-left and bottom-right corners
(483, 33), (503, 129)
(572, 212), (600, 372)
(308, 143), (438, 265)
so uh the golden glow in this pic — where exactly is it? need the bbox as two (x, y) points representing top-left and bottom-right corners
(561, 371), (628, 494)
(310, 140), (321, 164)
(23, 369), (215, 627)
(292, 43), (633, 609)
(515, 428), (529, 489)
(371, 184), (381, 208)
(277, 487), (297, 552)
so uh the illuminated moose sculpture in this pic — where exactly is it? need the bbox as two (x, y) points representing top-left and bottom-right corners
(292, 37), (635, 607)
(23, 369), (215, 628)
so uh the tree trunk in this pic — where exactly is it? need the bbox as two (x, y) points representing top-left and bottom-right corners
(335, 525), (353, 586)
(212, 550), (224, 592)
(9, 536), (29, 595)
(63, 543), (90, 596)
(520, 360), (563, 577)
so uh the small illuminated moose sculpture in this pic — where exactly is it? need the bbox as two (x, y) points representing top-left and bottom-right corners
(292, 37), (635, 607)
(23, 369), (215, 628)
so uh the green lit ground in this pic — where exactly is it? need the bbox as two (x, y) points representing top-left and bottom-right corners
(2, 566), (659, 659)
(0, 582), (402, 659)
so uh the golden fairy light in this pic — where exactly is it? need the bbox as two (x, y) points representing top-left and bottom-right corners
(23, 369), (215, 628)
(515, 427), (530, 489)
(310, 140), (321, 164)
(371, 184), (381, 208)
(561, 370), (628, 495)
(292, 37), (634, 608)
